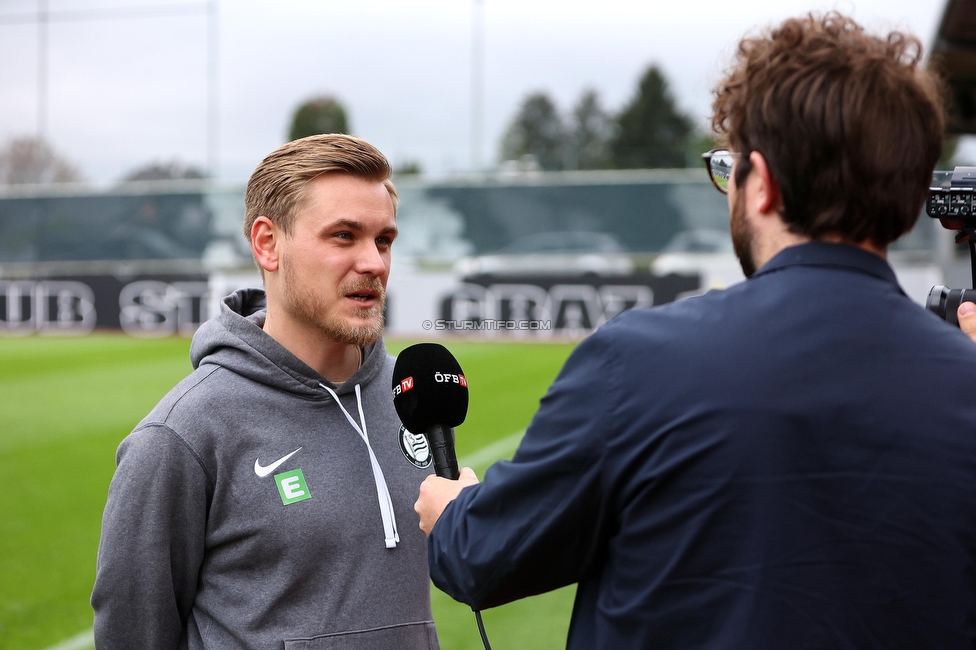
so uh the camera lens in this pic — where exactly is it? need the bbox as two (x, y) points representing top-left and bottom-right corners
(927, 285), (949, 319)
(926, 285), (976, 326)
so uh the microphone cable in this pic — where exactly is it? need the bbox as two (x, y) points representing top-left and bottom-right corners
(475, 609), (492, 650)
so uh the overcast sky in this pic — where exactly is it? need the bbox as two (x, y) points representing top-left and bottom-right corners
(0, 0), (953, 184)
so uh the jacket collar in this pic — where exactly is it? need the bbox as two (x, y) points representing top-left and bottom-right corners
(752, 241), (899, 288)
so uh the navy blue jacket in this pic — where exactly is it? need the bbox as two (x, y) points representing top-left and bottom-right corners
(429, 242), (976, 649)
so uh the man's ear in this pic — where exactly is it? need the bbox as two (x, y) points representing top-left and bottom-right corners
(251, 216), (280, 273)
(748, 151), (783, 216)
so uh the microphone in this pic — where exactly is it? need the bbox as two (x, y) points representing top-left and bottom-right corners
(392, 343), (468, 480)
(394, 344), (492, 650)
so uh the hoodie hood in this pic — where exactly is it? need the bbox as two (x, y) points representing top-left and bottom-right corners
(189, 288), (387, 398)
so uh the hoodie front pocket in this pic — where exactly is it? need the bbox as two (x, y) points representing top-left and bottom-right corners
(284, 621), (438, 650)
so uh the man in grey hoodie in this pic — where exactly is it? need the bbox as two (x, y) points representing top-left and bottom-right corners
(91, 134), (439, 649)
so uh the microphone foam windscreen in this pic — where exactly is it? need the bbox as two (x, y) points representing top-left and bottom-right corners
(392, 343), (468, 432)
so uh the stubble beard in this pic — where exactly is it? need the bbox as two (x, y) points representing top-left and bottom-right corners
(731, 188), (757, 278)
(283, 265), (386, 347)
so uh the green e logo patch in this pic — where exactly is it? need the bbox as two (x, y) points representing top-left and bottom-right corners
(275, 468), (311, 505)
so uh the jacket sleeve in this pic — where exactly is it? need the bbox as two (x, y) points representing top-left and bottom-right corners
(91, 425), (211, 649)
(428, 331), (618, 609)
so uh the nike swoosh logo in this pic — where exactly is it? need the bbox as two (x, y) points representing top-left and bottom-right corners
(254, 447), (302, 478)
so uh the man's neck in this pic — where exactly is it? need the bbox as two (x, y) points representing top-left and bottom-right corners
(754, 226), (887, 272)
(262, 308), (363, 384)
(754, 226), (809, 271)
(821, 234), (887, 259)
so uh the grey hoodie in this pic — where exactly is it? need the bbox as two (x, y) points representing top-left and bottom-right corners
(92, 289), (439, 649)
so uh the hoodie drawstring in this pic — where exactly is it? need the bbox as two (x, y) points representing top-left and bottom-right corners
(320, 382), (399, 549)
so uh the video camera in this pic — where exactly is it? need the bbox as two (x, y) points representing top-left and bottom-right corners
(926, 166), (976, 326)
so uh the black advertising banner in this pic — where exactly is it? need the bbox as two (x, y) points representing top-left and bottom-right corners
(0, 274), (209, 336)
(437, 271), (700, 335)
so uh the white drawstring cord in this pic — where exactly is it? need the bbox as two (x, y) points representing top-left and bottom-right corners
(320, 382), (400, 549)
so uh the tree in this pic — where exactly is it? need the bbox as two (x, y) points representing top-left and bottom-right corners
(687, 130), (719, 167)
(567, 89), (614, 170)
(394, 160), (423, 176)
(500, 92), (565, 171)
(121, 160), (207, 181)
(611, 65), (694, 169)
(288, 95), (350, 141)
(938, 135), (960, 170)
(0, 136), (83, 185)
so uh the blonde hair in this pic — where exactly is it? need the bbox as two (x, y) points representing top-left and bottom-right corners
(243, 133), (398, 240)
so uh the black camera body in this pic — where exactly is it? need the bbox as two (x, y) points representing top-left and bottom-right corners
(926, 167), (976, 325)
(925, 166), (976, 224)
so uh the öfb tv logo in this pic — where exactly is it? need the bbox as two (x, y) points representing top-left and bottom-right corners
(393, 376), (414, 397)
(434, 372), (466, 387)
(391, 372), (467, 398)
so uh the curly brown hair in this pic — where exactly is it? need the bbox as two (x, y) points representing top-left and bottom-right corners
(711, 12), (944, 247)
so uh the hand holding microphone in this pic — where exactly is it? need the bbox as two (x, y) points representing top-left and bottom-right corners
(393, 343), (480, 534)
(416, 467), (480, 535)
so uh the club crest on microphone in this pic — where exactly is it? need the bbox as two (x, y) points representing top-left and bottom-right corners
(398, 425), (432, 468)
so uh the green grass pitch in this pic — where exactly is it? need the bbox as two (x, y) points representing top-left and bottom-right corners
(0, 335), (578, 650)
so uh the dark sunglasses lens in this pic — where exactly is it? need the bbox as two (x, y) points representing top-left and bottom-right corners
(709, 152), (735, 193)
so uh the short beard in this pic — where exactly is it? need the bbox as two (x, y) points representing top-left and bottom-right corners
(284, 268), (386, 347)
(731, 188), (757, 278)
